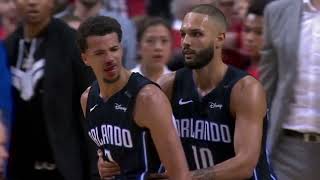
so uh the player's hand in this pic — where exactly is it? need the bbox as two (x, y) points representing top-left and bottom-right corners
(97, 150), (120, 180)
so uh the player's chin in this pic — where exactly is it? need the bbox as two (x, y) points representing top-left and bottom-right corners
(103, 74), (120, 84)
(184, 56), (196, 64)
(184, 59), (197, 67)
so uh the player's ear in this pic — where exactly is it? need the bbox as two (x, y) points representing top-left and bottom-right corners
(81, 53), (90, 66)
(215, 32), (225, 49)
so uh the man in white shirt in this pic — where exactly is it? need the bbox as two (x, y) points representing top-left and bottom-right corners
(260, 0), (320, 179)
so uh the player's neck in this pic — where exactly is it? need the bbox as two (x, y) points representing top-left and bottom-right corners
(193, 57), (227, 96)
(99, 69), (132, 101)
(24, 17), (50, 39)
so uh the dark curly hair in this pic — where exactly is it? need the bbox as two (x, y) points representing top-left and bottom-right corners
(77, 16), (122, 53)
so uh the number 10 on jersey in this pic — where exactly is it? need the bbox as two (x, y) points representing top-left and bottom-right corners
(192, 146), (214, 169)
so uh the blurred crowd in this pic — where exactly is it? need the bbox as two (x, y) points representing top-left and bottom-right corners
(0, 0), (319, 180)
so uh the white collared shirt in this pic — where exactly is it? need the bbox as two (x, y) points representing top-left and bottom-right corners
(131, 64), (171, 79)
(283, 0), (320, 133)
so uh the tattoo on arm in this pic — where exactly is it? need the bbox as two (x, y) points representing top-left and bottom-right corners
(191, 167), (215, 180)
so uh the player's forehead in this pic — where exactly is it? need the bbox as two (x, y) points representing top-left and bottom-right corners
(181, 12), (212, 32)
(83, 34), (121, 55)
(87, 33), (120, 48)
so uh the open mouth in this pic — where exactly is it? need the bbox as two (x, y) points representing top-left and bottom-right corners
(183, 48), (196, 56)
(183, 51), (195, 59)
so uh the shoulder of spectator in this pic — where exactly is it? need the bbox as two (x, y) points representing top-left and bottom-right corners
(265, 0), (294, 15)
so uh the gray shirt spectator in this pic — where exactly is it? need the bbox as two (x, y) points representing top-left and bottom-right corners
(260, 0), (320, 179)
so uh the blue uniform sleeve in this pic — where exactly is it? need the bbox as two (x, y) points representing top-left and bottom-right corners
(0, 41), (12, 125)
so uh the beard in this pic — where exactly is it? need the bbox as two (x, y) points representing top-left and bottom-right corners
(183, 43), (214, 69)
(80, 0), (99, 8)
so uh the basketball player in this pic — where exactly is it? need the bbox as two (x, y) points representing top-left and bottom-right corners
(98, 4), (277, 180)
(160, 4), (276, 179)
(77, 16), (190, 180)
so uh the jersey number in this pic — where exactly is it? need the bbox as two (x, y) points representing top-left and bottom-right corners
(104, 149), (115, 162)
(192, 146), (214, 169)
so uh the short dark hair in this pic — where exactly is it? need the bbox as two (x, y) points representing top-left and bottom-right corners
(77, 16), (122, 53)
(136, 16), (171, 43)
(247, 6), (263, 17)
(189, 4), (228, 31)
(247, 0), (269, 17)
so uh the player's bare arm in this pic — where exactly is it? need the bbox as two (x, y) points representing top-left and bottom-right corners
(191, 76), (267, 180)
(134, 84), (190, 180)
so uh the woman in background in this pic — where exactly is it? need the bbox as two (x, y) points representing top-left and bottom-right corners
(131, 17), (172, 82)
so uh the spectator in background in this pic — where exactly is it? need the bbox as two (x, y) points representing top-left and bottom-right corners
(103, 0), (128, 17)
(215, 0), (245, 50)
(104, 0), (146, 18)
(233, 0), (250, 21)
(147, 0), (172, 21)
(241, 4), (265, 79)
(55, 0), (137, 69)
(222, 0), (271, 73)
(131, 17), (172, 82)
(127, 0), (146, 18)
(260, 0), (320, 179)
(0, 121), (8, 180)
(5, 0), (94, 179)
(0, 0), (18, 40)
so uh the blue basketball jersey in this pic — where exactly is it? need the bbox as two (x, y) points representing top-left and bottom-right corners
(171, 66), (277, 180)
(86, 73), (162, 180)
